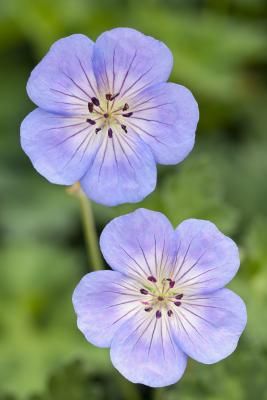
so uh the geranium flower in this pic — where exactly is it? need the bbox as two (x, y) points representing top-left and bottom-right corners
(72, 208), (247, 387)
(20, 28), (199, 206)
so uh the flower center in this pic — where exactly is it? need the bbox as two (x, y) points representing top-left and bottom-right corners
(86, 93), (133, 138)
(139, 275), (184, 319)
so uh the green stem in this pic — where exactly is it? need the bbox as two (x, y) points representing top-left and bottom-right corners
(78, 188), (102, 271)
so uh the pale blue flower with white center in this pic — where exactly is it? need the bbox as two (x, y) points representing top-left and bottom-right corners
(72, 208), (247, 387)
(20, 28), (199, 206)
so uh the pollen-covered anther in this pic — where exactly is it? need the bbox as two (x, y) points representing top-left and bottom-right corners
(140, 288), (149, 295)
(167, 310), (173, 317)
(121, 124), (127, 133)
(87, 118), (96, 125)
(147, 275), (157, 283)
(91, 97), (100, 106)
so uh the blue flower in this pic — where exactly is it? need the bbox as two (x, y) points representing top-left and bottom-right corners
(20, 28), (199, 206)
(72, 208), (247, 387)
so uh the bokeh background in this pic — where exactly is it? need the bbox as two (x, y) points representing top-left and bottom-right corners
(1, 0), (267, 399)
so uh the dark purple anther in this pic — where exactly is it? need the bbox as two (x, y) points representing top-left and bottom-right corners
(145, 307), (153, 312)
(88, 102), (94, 113)
(169, 280), (175, 288)
(156, 310), (162, 319)
(123, 112), (133, 118)
(95, 128), (101, 134)
(91, 97), (100, 106)
(121, 124), (128, 133)
(108, 128), (113, 138)
(147, 276), (157, 283)
(174, 301), (181, 307)
(167, 310), (173, 317)
(87, 118), (96, 125)
(140, 288), (149, 295)
(104, 113), (109, 118)
(110, 92), (120, 101)
(175, 294), (183, 300)
(123, 103), (129, 111)
(105, 93), (112, 101)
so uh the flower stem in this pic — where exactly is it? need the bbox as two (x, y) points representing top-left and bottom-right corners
(68, 183), (102, 270)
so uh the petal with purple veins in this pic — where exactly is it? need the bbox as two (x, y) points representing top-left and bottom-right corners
(92, 28), (173, 100)
(20, 108), (102, 185)
(171, 288), (247, 364)
(72, 270), (144, 348)
(173, 219), (240, 294)
(80, 127), (157, 206)
(126, 82), (199, 165)
(100, 208), (176, 280)
(27, 34), (98, 115)
(110, 310), (187, 387)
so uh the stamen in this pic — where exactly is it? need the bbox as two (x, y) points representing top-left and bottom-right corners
(174, 301), (181, 307)
(88, 102), (94, 113)
(105, 94), (112, 101)
(169, 280), (175, 288)
(145, 307), (153, 312)
(167, 310), (173, 317)
(95, 128), (101, 134)
(87, 119), (96, 125)
(147, 276), (157, 283)
(140, 288), (149, 295)
(108, 128), (113, 138)
(156, 310), (162, 319)
(123, 112), (133, 118)
(175, 294), (183, 300)
(123, 103), (129, 111)
(91, 97), (100, 106)
(110, 92), (120, 101)
(121, 124), (128, 133)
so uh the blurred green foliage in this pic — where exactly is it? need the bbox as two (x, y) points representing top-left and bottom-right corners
(0, 0), (267, 399)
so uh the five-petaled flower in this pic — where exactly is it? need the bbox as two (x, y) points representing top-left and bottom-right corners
(72, 208), (247, 387)
(20, 28), (199, 206)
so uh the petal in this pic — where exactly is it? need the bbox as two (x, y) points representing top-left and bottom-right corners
(92, 28), (173, 99)
(110, 310), (187, 387)
(127, 82), (199, 164)
(80, 128), (157, 206)
(100, 208), (176, 281)
(172, 289), (247, 364)
(20, 108), (102, 185)
(27, 34), (98, 115)
(173, 219), (240, 294)
(72, 270), (145, 348)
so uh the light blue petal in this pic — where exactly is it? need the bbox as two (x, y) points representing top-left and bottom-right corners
(20, 108), (101, 184)
(127, 82), (199, 164)
(173, 219), (240, 294)
(100, 208), (176, 280)
(92, 28), (173, 99)
(172, 288), (247, 364)
(80, 129), (157, 206)
(27, 34), (97, 114)
(110, 310), (187, 387)
(72, 270), (144, 347)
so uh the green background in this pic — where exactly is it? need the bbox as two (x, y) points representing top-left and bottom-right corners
(0, 0), (267, 399)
